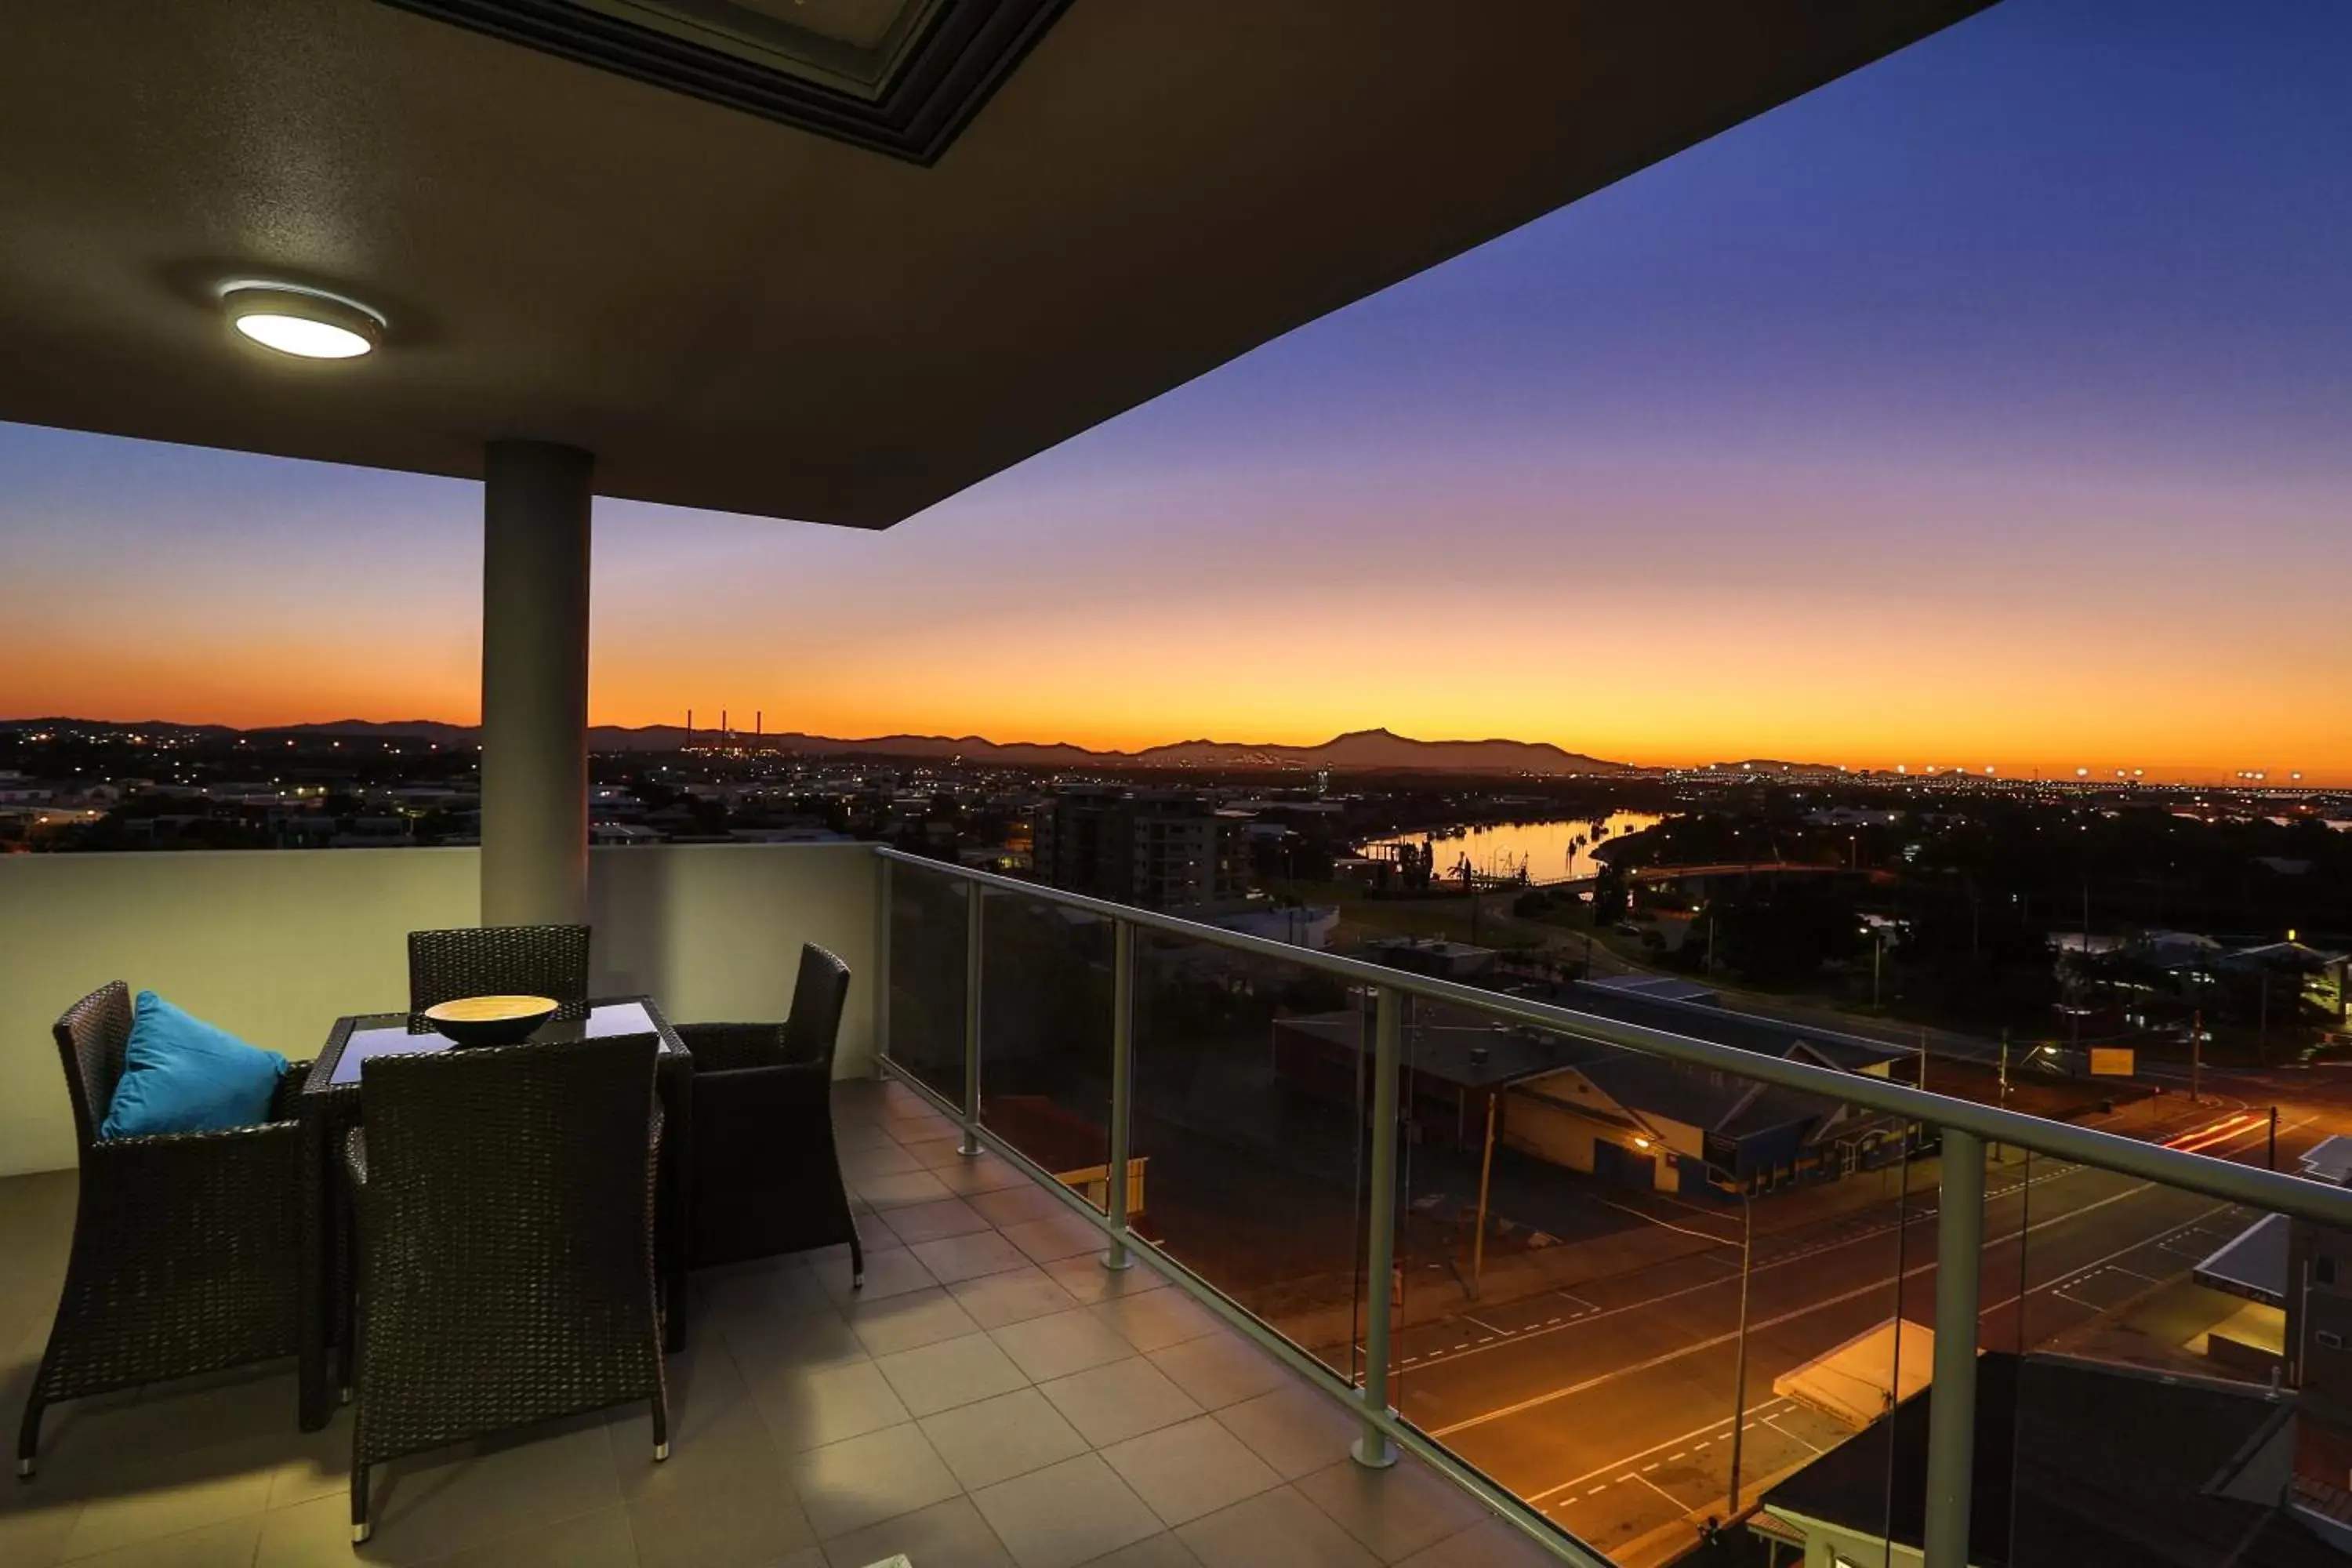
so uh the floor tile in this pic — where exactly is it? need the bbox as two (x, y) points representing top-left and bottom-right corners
(970, 1454), (1163, 1568)
(1001, 1214), (1105, 1265)
(1148, 1334), (1292, 1411)
(726, 1307), (869, 1381)
(1037, 1359), (1204, 1448)
(354, 1414), (622, 1563)
(752, 1359), (912, 1454)
(0, 1493), (81, 1568)
(873, 1333), (1030, 1417)
(946, 1265), (1084, 1330)
(1394, 1515), (1570, 1568)
(1091, 1290), (1221, 1353)
(820, 1247), (935, 1305)
(854, 1171), (958, 1210)
(1176, 1486), (1380, 1568)
(990, 1308), (1138, 1383)
(833, 1113), (900, 1149)
(1294, 1457), (1490, 1563)
(253, 1493), (366, 1568)
(626, 1473), (818, 1568)
(1044, 1254), (1172, 1306)
(877, 1196), (993, 1245)
(786, 1424), (961, 1541)
(1211, 1386), (1362, 1482)
(1099, 1416), (1283, 1529)
(917, 1388), (1089, 1491)
(1076, 1537), (1203, 1568)
(927, 1153), (1034, 1197)
(902, 1136), (981, 1173)
(697, 1255), (838, 1332)
(408, 1503), (639, 1568)
(847, 1284), (986, 1357)
(842, 1143), (922, 1181)
(65, 1513), (263, 1568)
(263, 1411), (358, 1509)
(882, 1109), (960, 1144)
(821, 1494), (1015, 1568)
(608, 1346), (784, 1502)
(969, 1185), (1073, 1229)
(57, 1458), (274, 1559)
(909, 1229), (1033, 1285)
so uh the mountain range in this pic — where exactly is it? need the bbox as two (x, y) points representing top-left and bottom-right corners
(2, 718), (1633, 775)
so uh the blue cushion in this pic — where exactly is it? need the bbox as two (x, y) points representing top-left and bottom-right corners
(99, 992), (289, 1139)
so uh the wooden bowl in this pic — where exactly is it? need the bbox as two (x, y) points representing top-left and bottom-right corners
(422, 994), (560, 1047)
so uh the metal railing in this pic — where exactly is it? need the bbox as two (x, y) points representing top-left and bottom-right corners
(872, 845), (2352, 1567)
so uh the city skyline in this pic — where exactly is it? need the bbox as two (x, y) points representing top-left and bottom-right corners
(4, 0), (2348, 782)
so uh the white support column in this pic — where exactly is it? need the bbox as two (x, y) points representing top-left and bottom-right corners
(479, 440), (593, 929)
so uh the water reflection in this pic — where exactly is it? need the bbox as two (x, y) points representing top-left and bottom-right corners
(1363, 812), (1664, 884)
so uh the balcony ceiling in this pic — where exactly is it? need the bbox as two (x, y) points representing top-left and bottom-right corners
(0, 1), (1990, 528)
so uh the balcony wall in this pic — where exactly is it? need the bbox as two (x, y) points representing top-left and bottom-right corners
(0, 841), (879, 1176)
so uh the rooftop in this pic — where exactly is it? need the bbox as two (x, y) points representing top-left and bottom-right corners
(1762, 1352), (2332, 1567)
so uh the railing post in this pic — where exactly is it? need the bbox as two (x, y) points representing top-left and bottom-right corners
(1103, 919), (1135, 1271)
(1354, 985), (1402, 1469)
(873, 851), (891, 1064)
(1923, 1126), (1984, 1568)
(960, 879), (984, 1156)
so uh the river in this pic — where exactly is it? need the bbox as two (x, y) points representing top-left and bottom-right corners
(1362, 812), (1664, 884)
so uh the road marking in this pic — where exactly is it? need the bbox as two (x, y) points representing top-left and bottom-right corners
(1406, 1108), (2307, 1381)
(1764, 1414), (1825, 1454)
(1525, 1400), (1792, 1504)
(1393, 1159), (2081, 1375)
(1623, 1471), (1686, 1509)
(1461, 1313), (1508, 1336)
(1434, 1176), (2212, 1439)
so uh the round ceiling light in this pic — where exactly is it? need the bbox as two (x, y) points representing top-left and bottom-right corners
(220, 283), (384, 360)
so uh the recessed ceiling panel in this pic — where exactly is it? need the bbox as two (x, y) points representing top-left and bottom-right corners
(379, 0), (1065, 160)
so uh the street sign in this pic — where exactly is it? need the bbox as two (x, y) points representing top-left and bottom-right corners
(2089, 1047), (2135, 1076)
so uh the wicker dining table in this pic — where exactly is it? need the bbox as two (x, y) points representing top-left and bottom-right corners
(294, 996), (694, 1431)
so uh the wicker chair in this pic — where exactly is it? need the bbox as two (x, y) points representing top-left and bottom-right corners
(17, 982), (308, 1477)
(405, 924), (590, 1017)
(344, 1033), (666, 1542)
(677, 944), (863, 1283)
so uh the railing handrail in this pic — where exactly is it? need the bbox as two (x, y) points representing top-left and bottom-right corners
(875, 845), (2352, 1229)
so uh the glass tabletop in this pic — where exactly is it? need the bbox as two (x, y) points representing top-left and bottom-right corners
(326, 997), (679, 1087)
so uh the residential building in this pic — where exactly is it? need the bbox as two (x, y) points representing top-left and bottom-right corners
(1032, 788), (1248, 912)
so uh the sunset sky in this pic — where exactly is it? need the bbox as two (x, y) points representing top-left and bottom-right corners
(4, 0), (2349, 782)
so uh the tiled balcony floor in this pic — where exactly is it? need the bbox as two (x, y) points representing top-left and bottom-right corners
(0, 1079), (1563, 1568)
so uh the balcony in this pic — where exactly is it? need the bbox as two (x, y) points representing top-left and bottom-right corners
(6, 841), (2349, 1567)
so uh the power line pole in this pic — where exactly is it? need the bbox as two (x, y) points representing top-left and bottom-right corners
(2191, 1007), (2204, 1105)
(1721, 1168), (1755, 1517)
(1469, 1093), (1499, 1299)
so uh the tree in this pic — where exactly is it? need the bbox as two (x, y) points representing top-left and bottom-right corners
(1591, 862), (1629, 924)
(1708, 880), (1864, 985)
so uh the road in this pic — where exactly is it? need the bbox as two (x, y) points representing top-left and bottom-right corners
(1322, 1103), (2340, 1564)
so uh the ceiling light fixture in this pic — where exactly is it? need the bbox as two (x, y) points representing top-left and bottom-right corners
(220, 282), (385, 360)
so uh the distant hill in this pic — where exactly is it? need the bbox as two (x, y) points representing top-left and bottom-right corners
(2, 717), (1632, 774)
(1134, 728), (1628, 774)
